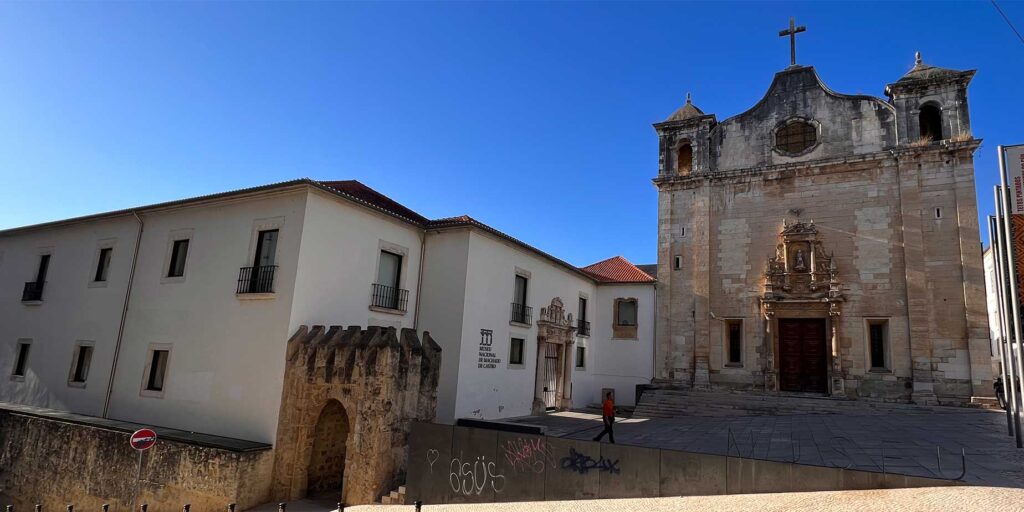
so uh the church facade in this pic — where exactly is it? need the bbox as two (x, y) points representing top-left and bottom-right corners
(653, 54), (993, 404)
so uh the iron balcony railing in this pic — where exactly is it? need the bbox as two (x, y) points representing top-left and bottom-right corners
(510, 302), (533, 325)
(237, 265), (278, 294)
(371, 283), (409, 312)
(22, 281), (44, 302)
(577, 319), (591, 337)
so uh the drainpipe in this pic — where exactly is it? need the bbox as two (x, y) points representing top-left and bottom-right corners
(102, 211), (144, 418)
(412, 229), (426, 331)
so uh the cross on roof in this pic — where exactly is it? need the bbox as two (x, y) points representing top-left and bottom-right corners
(778, 17), (807, 67)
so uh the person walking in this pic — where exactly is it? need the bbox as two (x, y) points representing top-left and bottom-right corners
(593, 391), (616, 444)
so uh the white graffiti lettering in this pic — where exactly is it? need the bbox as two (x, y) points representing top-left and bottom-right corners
(448, 454), (506, 495)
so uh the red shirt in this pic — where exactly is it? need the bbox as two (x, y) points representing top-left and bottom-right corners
(602, 398), (615, 417)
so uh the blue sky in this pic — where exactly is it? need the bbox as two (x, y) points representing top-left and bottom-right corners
(0, 1), (1021, 266)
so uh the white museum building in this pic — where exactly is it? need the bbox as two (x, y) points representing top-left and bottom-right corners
(0, 178), (655, 444)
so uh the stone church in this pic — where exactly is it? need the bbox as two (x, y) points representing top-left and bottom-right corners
(653, 43), (992, 404)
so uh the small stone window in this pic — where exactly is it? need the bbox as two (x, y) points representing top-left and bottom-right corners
(775, 120), (817, 155)
(613, 298), (639, 339)
(725, 320), (743, 367)
(676, 142), (693, 175)
(919, 104), (943, 142)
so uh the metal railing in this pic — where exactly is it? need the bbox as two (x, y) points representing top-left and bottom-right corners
(371, 283), (409, 312)
(510, 302), (532, 325)
(237, 265), (278, 294)
(21, 281), (43, 302)
(577, 319), (591, 336)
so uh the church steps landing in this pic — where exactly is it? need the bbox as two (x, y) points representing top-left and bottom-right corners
(633, 389), (990, 418)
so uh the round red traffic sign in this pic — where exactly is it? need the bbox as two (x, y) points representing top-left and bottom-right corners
(130, 428), (157, 451)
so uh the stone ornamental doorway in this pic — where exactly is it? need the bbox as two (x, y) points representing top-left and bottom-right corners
(307, 399), (349, 496)
(532, 298), (577, 414)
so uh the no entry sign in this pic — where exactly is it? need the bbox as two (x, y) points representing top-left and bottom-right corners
(130, 428), (157, 451)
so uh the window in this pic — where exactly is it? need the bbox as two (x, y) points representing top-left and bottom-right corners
(868, 320), (889, 370)
(12, 340), (31, 378)
(613, 298), (639, 339)
(578, 297), (587, 323)
(674, 255), (682, 270)
(677, 142), (693, 175)
(145, 349), (170, 392)
(775, 120), (817, 154)
(514, 275), (528, 306)
(94, 248), (112, 282)
(511, 274), (530, 324)
(575, 345), (586, 369)
(36, 254), (50, 284)
(617, 300), (638, 326)
(919, 104), (942, 142)
(726, 320), (743, 366)
(509, 337), (525, 365)
(167, 239), (189, 278)
(373, 250), (404, 310)
(69, 343), (94, 384)
(254, 229), (279, 268)
(935, 207), (942, 220)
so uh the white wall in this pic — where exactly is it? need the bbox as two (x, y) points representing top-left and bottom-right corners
(288, 189), (423, 333)
(108, 190), (307, 443)
(417, 228), (471, 423)
(0, 216), (141, 416)
(573, 283), (655, 407)
(449, 230), (597, 421)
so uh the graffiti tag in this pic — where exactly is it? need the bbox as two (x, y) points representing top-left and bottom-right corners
(502, 437), (555, 474)
(426, 449), (440, 472)
(449, 455), (506, 495)
(559, 447), (621, 475)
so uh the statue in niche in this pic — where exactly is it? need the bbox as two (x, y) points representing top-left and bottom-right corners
(794, 249), (807, 271)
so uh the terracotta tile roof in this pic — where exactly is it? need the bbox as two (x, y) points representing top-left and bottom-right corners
(580, 256), (656, 283)
(319, 180), (429, 224)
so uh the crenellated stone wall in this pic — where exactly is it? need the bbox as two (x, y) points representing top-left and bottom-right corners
(270, 324), (441, 505)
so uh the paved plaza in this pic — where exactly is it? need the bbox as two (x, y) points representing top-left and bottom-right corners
(506, 406), (1024, 488)
(263, 487), (1024, 511)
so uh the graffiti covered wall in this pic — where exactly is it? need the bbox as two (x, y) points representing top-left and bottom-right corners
(406, 422), (958, 504)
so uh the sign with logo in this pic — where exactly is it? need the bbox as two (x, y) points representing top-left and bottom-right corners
(130, 428), (158, 451)
(477, 329), (500, 369)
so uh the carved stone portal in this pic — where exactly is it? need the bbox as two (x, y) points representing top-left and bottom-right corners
(760, 220), (845, 396)
(533, 298), (577, 414)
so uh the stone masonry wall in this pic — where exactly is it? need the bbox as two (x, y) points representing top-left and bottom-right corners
(0, 411), (273, 511)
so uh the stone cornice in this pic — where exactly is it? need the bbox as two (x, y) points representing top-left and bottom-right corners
(651, 138), (982, 190)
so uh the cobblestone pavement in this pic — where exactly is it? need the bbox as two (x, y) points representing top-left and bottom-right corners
(341, 486), (1024, 511)
(506, 409), (1024, 488)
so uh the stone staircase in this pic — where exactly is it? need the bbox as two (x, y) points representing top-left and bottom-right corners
(633, 388), (990, 418)
(380, 485), (407, 505)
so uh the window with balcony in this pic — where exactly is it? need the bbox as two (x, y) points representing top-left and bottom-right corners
(238, 229), (278, 294)
(511, 274), (531, 325)
(22, 254), (49, 302)
(371, 250), (408, 312)
(577, 296), (590, 336)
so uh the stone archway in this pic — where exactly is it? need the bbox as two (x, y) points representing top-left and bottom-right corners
(307, 399), (350, 496)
